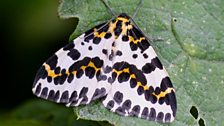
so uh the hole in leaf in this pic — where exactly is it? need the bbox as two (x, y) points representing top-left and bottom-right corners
(173, 18), (177, 22)
(190, 106), (198, 119)
(198, 118), (205, 126)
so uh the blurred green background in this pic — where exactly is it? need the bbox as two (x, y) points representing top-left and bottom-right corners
(0, 0), (82, 125)
(1, 0), (76, 108)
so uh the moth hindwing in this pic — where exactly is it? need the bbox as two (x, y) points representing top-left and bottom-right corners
(32, 13), (177, 123)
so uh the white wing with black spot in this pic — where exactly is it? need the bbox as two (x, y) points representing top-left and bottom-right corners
(32, 13), (177, 123)
(32, 22), (114, 106)
(101, 14), (177, 123)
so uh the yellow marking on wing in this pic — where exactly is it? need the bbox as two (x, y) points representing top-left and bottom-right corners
(88, 61), (101, 71)
(44, 60), (101, 79)
(93, 28), (106, 38)
(80, 61), (100, 72)
(112, 69), (122, 75)
(143, 85), (149, 90)
(153, 87), (175, 99)
(111, 65), (175, 100)
(136, 82), (142, 87)
(113, 68), (130, 75)
(127, 25), (133, 30)
(44, 64), (62, 78)
(129, 36), (145, 44)
(130, 74), (136, 79)
(123, 68), (129, 73)
(117, 17), (129, 23)
(108, 22), (117, 33)
(108, 17), (131, 35)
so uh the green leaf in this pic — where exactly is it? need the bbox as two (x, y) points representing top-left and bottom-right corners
(0, 99), (101, 126)
(58, 0), (224, 125)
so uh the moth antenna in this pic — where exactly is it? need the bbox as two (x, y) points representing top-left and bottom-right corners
(101, 0), (116, 17)
(132, 0), (143, 19)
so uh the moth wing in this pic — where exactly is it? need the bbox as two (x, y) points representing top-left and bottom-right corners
(32, 22), (114, 106)
(102, 25), (177, 122)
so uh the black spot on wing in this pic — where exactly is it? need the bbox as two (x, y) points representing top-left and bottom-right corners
(106, 100), (115, 109)
(54, 67), (61, 74)
(88, 46), (93, 50)
(129, 25), (151, 52)
(148, 108), (156, 121)
(96, 71), (107, 81)
(137, 86), (144, 95)
(56, 74), (67, 85)
(60, 90), (69, 103)
(67, 74), (74, 83)
(142, 63), (156, 74)
(69, 57), (91, 72)
(151, 57), (163, 69)
(154, 87), (161, 95)
(47, 76), (52, 83)
(131, 25), (143, 39)
(80, 96), (88, 105)
(75, 69), (83, 79)
(116, 50), (122, 56)
(67, 49), (80, 60)
(142, 57), (163, 74)
(54, 91), (60, 101)
(34, 83), (42, 95)
(122, 35), (129, 41)
(130, 105), (140, 116)
(40, 87), (48, 98)
(103, 65), (112, 73)
(122, 99), (132, 110)
(156, 112), (164, 122)
(143, 53), (148, 59)
(104, 33), (112, 39)
(69, 91), (77, 102)
(53, 76), (60, 85)
(138, 39), (150, 52)
(129, 65), (147, 85)
(85, 67), (95, 79)
(113, 91), (123, 104)
(144, 87), (157, 104)
(166, 90), (177, 117)
(158, 96), (165, 105)
(130, 78), (137, 88)
(47, 90), (55, 101)
(113, 62), (129, 71)
(130, 42), (138, 51)
(118, 72), (130, 83)
(98, 22), (109, 33)
(108, 50), (114, 61)
(141, 107), (149, 119)
(63, 42), (75, 51)
(45, 54), (58, 70)
(115, 107), (126, 116)
(102, 49), (108, 55)
(92, 57), (103, 68)
(92, 88), (106, 100)
(93, 37), (101, 44)
(160, 77), (173, 91)
(114, 20), (122, 36)
(165, 113), (171, 122)
(132, 54), (138, 59)
(33, 66), (48, 86)
(79, 87), (88, 98)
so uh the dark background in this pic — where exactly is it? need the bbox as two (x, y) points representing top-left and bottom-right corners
(0, 0), (77, 110)
(0, 1), (110, 125)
